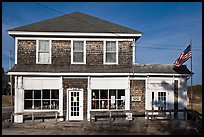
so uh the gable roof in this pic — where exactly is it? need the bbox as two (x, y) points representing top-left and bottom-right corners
(8, 64), (192, 75)
(8, 12), (142, 35)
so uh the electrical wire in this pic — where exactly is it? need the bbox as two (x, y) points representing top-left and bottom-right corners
(34, 2), (202, 51)
(136, 45), (201, 51)
(34, 2), (122, 37)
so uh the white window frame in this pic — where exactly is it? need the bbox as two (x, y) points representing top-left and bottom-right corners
(71, 40), (86, 64)
(36, 39), (52, 64)
(103, 40), (118, 64)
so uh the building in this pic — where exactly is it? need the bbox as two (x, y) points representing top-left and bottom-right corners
(8, 12), (191, 123)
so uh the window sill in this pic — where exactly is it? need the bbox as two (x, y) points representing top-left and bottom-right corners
(71, 62), (86, 64)
(103, 63), (118, 65)
(36, 63), (51, 64)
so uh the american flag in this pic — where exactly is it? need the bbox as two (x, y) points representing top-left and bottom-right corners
(174, 44), (192, 67)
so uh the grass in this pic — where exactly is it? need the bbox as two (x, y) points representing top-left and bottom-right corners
(2, 95), (13, 107)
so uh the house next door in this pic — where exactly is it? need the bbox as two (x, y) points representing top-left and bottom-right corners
(68, 90), (83, 121)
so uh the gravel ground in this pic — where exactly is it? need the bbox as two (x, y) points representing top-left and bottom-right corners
(2, 120), (201, 135)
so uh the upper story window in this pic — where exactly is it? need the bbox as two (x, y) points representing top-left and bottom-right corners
(37, 40), (51, 64)
(71, 40), (86, 64)
(104, 41), (118, 64)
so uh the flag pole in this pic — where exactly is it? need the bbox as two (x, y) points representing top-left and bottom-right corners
(190, 39), (193, 112)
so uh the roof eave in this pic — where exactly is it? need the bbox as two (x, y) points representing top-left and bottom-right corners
(8, 31), (142, 38)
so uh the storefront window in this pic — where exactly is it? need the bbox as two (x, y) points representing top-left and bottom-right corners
(24, 89), (59, 110)
(91, 89), (125, 110)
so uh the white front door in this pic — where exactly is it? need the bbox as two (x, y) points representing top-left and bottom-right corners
(68, 90), (83, 121)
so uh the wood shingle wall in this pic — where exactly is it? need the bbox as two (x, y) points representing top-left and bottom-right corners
(17, 40), (36, 64)
(17, 40), (133, 66)
(130, 80), (146, 112)
(52, 40), (71, 65)
(86, 41), (103, 65)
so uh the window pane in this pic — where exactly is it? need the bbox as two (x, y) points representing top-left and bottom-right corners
(73, 41), (83, 51)
(34, 90), (41, 99)
(109, 100), (116, 109)
(106, 41), (116, 52)
(39, 53), (50, 63)
(92, 90), (99, 99)
(43, 90), (50, 99)
(73, 52), (83, 62)
(109, 90), (116, 109)
(38, 40), (50, 64)
(34, 100), (41, 110)
(92, 100), (99, 109)
(106, 53), (116, 63)
(100, 100), (108, 109)
(51, 100), (59, 109)
(117, 100), (125, 109)
(117, 90), (125, 99)
(39, 40), (49, 52)
(100, 90), (108, 99)
(42, 100), (50, 109)
(109, 90), (116, 97)
(24, 100), (32, 109)
(24, 90), (32, 99)
(51, 90), (59, 99)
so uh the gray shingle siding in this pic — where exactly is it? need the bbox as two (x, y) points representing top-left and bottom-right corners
(15, 40), (134, 66)
(17, 40), (36, 65)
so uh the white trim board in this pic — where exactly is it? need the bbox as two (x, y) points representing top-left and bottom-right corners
(15, 38), (18, 64)
(7, 72), (190, 77)
(15, 37), (134, 41)
(8, 31), (142, 37)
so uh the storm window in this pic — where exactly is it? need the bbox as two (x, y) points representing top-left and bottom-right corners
(72, 41), (86, 64)
(104, 41), (118, 64)
(37, 40), (51, 64)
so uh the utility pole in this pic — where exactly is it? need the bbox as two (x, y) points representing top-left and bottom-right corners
(9, 50), (13, 106)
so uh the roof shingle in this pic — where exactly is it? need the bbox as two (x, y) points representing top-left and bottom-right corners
(9, 12), (142, 34)
(9, 64), (192, 75)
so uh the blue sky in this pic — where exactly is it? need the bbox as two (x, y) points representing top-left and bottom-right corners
(2, 2), (202, 85)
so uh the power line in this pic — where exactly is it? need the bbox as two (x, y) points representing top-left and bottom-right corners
(34, 3), (201, 52)
(34, 2), (122, 37)
(136, 42), (201, 47)
(136, 45), (201, 51)
(34, 2), (202, 50)
(35, 2), (64, 15)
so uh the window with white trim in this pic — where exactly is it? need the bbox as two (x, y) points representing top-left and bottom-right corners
(105, 41), (117, 64)
(24, 89), (59, 110)
(37, 40), (51, 64)
(72, 41), (85, 64)
(91, 89), (125, 110)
